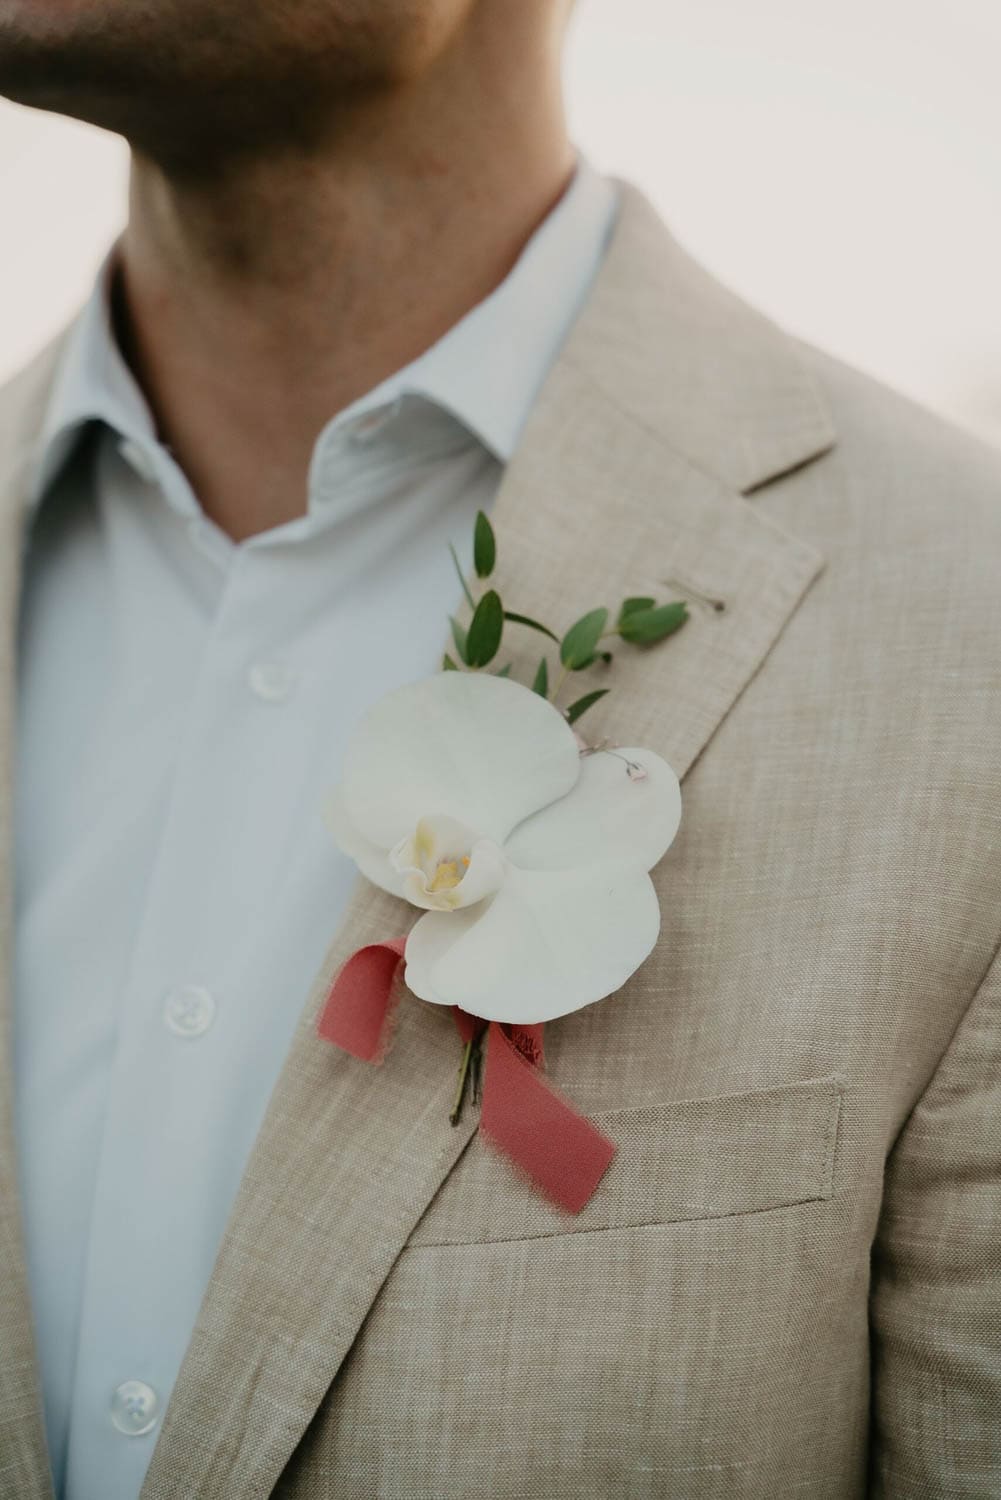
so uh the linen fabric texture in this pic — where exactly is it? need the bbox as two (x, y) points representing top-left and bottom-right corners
(0, 183), (1000, 1498)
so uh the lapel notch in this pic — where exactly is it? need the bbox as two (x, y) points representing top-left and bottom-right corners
(592, 182), (836, 496)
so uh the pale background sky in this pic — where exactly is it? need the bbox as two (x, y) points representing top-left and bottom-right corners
(2, 0), (1000, 444)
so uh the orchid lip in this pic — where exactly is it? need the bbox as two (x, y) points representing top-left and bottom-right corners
(389, 814), (507, 913)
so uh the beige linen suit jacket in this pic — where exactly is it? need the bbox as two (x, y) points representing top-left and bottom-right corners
(1, 186), (1000, 1499)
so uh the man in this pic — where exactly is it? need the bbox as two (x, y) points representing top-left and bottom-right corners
(0, 1), (999, 1496)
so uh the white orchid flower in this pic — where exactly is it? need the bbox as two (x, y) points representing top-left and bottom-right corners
(327, 672), (681, 1025)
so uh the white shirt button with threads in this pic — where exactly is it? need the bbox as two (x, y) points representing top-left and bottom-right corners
(13, 161), (618, 1500)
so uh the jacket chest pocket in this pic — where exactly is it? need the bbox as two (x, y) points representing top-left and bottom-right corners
(408, 1073), (845, 1247)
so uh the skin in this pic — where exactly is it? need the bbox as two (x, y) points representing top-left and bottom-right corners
(0, 0), (575, 539)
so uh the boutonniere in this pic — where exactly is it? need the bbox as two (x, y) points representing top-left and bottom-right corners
(318, 512), (688, 1212)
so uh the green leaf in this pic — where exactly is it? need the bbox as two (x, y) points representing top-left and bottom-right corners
(473, 511), (496, 579)
(504, 611), (560, 644)
(532, 656), (549, 697)
(449, 616), (469, 665)
(465, 589), (504, 667)
(565, 688), (610, 726)
(618, 596), (656, 624)
(560, 607), (608, 670)
(618, 600), (689, 645)
(495, 662), (512, 678)
(449, 542), (476, 610)
(442, 653), (460, 671)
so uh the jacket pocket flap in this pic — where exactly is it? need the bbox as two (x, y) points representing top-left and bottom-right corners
(408, 1073), (845, 1246)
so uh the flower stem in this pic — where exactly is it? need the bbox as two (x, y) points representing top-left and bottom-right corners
(549, 664), (571, 707)
(470, 1039), (483, 1105)
(449, 1037), (477, 1126)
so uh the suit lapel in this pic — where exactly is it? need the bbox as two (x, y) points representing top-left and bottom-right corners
(0, 332), (74, 1500)
(141, 192), (831, 1497)
(138, 874), (479, 1498)
(479, 364), (825, 782)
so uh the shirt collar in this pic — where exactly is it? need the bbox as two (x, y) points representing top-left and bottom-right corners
(26, 241), (159, 511)
(26, 157), (618, 511)
(328, 159), (618, 462)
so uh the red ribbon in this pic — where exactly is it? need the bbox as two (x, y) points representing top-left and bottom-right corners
(317, 937), (615, 1214)
(316, 937), (408, 1064)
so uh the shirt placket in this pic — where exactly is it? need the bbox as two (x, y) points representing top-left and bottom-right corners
(61, 533), (317, 1497)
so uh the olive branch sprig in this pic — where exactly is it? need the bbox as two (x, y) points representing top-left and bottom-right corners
(443, 510), (690, 728)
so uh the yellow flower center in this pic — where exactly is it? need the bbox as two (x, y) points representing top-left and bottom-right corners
(429, 855), (470, 893)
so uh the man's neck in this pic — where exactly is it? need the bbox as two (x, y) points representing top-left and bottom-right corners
(114, 9), (574, 542)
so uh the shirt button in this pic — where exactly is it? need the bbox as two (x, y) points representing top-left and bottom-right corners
(110, 1380), (159, 1437)
(117, 437), (158, 484)
(248, 658), (297, 702)
(163, 984), (216, 1038)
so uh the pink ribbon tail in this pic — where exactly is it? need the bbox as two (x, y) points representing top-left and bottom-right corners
(316, 936), (407, 1063)
(456, 1011), (617, 1215)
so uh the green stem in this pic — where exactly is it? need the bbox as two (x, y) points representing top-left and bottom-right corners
(470, 1038), (483, 1106)
(549, 664), (571, 707)
(449, 1037), (476, 1126)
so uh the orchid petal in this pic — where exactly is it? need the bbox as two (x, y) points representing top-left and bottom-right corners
(404, 861), (660, 1023)
(504, 746), (681, 874)
(324, 788), (404, 897)
(338, 674), (580, 850)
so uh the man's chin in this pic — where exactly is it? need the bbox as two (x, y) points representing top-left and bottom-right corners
(0, 58), (129, 138)
(0, 1), (128, 110)
(0, 0), (125, 54)
(0, 8), (240, 160)
(0, 0), (110, 24)
(0, 0), (442, 169)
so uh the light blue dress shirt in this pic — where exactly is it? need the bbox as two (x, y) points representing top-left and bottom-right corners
(14, 161), (617, 1500)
